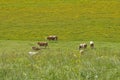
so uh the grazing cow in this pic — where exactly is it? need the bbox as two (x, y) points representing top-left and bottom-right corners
(90, 41), (94, 48)
(37, 42), (48, 48)
(79, 44), (83, 50)
(79, 43), (87, 50)
(32, 46), (41, 51)
(80, 50), (84, 55)
(47, 35), (58, 41)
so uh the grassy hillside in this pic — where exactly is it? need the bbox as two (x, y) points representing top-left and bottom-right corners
(0, 0), (120, 41)
(0, 40), (120, 80)
(0, 1), (120, 80)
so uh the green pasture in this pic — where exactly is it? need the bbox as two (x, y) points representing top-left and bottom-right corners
(0, 40), (120, 80)
(0, 0), (120, 80)
(0, 0), (120, 41)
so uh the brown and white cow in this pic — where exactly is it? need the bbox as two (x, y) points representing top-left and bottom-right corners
(37, 42), (48, 48)
(32, 46), (41, 51)
(47, 35), (58, 41)
(79, 43), (87, 50)
(90, 41), (94, 49)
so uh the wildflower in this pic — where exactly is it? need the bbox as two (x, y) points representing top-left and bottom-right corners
(95, 75), (98, 79)
(23, 72), (27, 76)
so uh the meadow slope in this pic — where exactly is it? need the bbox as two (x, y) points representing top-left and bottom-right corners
(0, 0), (120, 80)
(0, 40), (120, 80)
(0, 0), (120, 41)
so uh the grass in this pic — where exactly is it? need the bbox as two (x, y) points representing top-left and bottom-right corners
(0, 0), (120, 41)
(0, 0), (120, 80)
(0, 40), (120, 80)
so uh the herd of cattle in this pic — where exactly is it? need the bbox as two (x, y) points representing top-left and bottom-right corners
(31, 35), (57, 51)
(79, 41), (94, 54)
(31, 35), (94, 55)
(79, 41), (94, 49)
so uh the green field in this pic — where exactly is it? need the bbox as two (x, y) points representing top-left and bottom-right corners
(0, 0), (120, 80)
(0, 0), (120, 41)
(0, 40), (120, 80)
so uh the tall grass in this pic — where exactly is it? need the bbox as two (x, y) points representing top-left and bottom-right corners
(0, 40), (119, 80)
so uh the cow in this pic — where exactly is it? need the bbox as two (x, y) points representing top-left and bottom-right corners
(79, 44), (83, 50)
(80, 50), (84, 55)
(46, 35), (58, 41)
(32, 46), (41, 51)
(79, 43), (87, 50)
(90, 41), (94, 49)
(37, 42), (48, 48)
